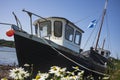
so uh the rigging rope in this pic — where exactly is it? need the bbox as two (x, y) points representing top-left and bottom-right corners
(41, 37), (108, 76)
(106, 13), (112, 51)
(74, 16), (90, 24)
(83, 25), (96, 50)
(83, 16), (101, 50)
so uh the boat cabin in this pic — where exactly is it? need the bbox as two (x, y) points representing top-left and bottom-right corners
(97, 48), (111, 59)
(33, 17), (84, 53)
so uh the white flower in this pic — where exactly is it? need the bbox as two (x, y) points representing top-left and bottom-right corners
(61, 75), (79, 80)
(39, 73), (49, 80)
(72, 66), (80, 71)
(60, 67), (66, 72)
(24, 63), (30, 67)
(69, 75), (79, 80)
(32, 71), (49, 80)
(61, 76), (70, 80)
(77, 71), (84, 76)
(49, 66), (67, 77)
(9, 67), (29, 79)
(49, 66), (61, 74)
(66, 71), (75, 76)
(1, 78), (8, 80)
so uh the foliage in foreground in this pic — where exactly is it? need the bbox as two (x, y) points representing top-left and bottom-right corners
(1, 65), (84, 80)
(109, 59), (120, 80)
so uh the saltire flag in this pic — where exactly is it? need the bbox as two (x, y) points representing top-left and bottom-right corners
(87, 19), (97, 28)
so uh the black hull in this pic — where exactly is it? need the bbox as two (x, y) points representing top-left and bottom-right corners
(14, 32), (107, 76)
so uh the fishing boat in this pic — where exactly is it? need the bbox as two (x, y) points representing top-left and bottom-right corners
(11, 9), (108, 79)
(0, 0), (112, 79)
(11, 15), (107, 79)
(81, 0), (113, 78)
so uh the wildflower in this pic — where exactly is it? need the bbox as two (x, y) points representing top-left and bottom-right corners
(72, 66), (80, 71)
(49, 66), (61, 74)
(66, 71), (74, 76)
(49, 66), (61, 77)
(9, 67), (29, 80)
(61, 76), (70, 80)
(49, 66), (67, 77)
(24, 63), (30, 67)
(7, 65), (84, 80)
(1, 78), (8, 80)
(69, 75), (79, 80)
(77, 71), (84, 76)
(61, 75), (79, 80)
(32, 71), (49, 80)
(59, 67), (66, 77)
(39, 73), (49, 80)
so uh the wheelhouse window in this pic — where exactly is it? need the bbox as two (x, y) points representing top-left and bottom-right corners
(39, 21), (51, 37)
(54, 21), (62, 37)
(65, 25), (74, 41)
(74, 31), (81, 45)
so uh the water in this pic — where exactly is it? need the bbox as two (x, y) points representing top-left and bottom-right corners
(0, 46), (18, 65)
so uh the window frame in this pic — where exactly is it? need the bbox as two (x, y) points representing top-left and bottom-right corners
(74, 30), (82, 45)
(38, 20), (51, 37)
(54, 21), (63, 37)
(65, 24), (74, 42)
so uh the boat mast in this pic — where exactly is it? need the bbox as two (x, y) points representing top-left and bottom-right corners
(95, 0), (108, 50)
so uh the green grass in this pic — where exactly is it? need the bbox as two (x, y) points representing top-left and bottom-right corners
(109, 59), (120, 80)
(0, 39), (15, 47)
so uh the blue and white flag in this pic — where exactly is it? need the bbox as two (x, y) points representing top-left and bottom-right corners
(87, 19), (97, 28)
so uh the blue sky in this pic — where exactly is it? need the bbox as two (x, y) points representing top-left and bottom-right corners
(0, 0), (120, 59)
